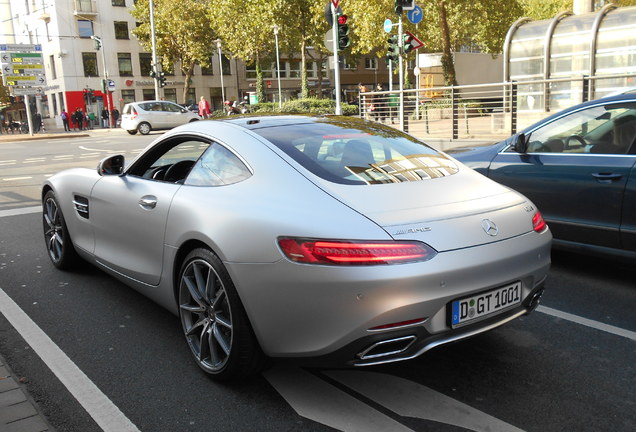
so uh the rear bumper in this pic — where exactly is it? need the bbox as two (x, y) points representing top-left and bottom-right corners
(227, 229), (551, 361)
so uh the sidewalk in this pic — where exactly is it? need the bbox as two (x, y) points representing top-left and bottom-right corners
(0, 123), (122, 143)
(0, 354), (54, 432)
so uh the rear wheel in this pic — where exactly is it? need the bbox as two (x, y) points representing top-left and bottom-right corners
(137, 122), (151, 135)
(178, 248), (266, 380)
(42, 190), (79, 270)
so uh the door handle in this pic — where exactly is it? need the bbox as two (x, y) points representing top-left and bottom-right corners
(139, 196), (157, 209)
(592, 173), (623, 183)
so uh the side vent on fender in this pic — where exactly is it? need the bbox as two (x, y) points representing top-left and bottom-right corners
(73, 195), (89, 219)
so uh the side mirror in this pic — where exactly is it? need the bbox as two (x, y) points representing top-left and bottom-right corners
(513, 133), (528, 154)
(97, 155), (125, 176)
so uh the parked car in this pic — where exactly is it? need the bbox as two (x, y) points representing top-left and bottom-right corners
(450, 93), (636, 260)
(120, 100), (200, 135)
(42, 115), (551, 380)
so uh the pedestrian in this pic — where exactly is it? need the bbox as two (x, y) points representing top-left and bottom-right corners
(198, 96), (211, 119)
(88, 112), (96, 129)
(101, 108), (109, 128)
(60, 110), (70, 131)
(33, 112), (42, 133)
(74, 108), (83, 131)
(111, 108), (119, 127)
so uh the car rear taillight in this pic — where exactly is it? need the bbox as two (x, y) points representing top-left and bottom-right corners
(278, 238), (437, 265)
(532, 211), (547, 233)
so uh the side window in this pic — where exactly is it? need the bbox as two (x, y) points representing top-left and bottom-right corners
(128, 139), (210, 183)
(514, 103), (636, 155)
(185, 143), (252, 186)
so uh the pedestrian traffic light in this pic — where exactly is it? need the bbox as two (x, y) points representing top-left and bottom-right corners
(149, 70), (156, 79)
(337, 14), (350, 50)
(386, 35), (400, 63)
(158, 71), (167, 88)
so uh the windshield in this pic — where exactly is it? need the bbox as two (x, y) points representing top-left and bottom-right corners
(253, 121), (458, 185)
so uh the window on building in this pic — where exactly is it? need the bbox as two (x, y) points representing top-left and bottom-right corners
(289, 60), (301, 78)
(82, 52), (98, 77)
(221, 54), (231, 75)
(78, 20), (93, 38)
(139, 53), (152, 77)
(246, 62), (275, 79)
(201, 57), (214, 75)
(187, 88), (196, 105)
(49, 55), (57, 79)
(121, 89), (135, 104)
(112, 0), (126, 6)
(142, 88), (156, 101)
(163, 88), (177, 102)
(114, 21), (129, 39)
(59, 92), (65, 112)
(162, 62), (175, 76)
(118, 53), (133, 76)
(365, 58), (378, 70)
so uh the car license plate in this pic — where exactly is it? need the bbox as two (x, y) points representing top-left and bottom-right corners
(451, 281), (522, 328)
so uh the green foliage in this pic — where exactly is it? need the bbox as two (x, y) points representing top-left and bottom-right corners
(211, 98), (358, 117)
(130, 0), (215, 103)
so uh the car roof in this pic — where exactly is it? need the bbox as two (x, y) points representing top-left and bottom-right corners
(219, 114), (380, 131)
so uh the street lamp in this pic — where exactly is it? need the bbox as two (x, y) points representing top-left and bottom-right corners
(90, 35), (112, 128)
(273, 25), (282, 108)
(215, 39), (226, 104)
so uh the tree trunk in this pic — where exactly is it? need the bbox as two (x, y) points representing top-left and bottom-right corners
(300, 39), (309, 99)
(438, 1), (457, 86)
(256, 56), (265, 103)
(182, 63), (195, 104)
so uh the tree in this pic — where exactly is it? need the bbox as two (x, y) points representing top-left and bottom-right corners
(208, 0), (281, 102)
(131, 0), (217, 103)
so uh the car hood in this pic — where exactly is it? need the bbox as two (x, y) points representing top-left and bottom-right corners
(315, 167), (534, 252)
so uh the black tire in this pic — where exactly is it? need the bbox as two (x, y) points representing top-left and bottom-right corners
(127, 130), (137, 135)
(137, 122), (151, 135)
(178, 248), (266, 380)
(42, 190), (80, 270)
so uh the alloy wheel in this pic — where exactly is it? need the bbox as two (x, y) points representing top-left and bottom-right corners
(179, 258), (233, 373)
(43, 196), (64, 264)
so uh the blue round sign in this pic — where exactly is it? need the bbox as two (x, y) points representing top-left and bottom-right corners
(408, 5), (423, 25)
(383, 19), (393, 33)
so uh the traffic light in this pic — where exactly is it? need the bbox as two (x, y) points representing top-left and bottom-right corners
(92, 35), (102, 51)
(337, 14), (350, 50)
(394, 0), (415, 15)
(149, 69), (156, 79)
(403, 33), (415, 54)
(158, 71), (167, 87)
(386, 35), (400, 63)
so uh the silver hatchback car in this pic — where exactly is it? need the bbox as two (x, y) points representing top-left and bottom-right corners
(121, 100), (200, 135)
(43, 115), (551, 380)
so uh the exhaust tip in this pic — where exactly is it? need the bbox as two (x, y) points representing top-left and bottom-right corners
(527, 288), (545, 311)
(357, 335), (416, 360)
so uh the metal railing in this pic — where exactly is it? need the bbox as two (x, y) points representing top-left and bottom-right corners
(359, 73), (636, 141)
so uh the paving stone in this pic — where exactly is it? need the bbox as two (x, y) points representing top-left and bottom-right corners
(0, 400), (38, 424)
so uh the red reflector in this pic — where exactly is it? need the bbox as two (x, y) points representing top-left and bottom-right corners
(369, 318), (427, 331)
(532, 211), (547, 232)
(278, 238), (436, 265)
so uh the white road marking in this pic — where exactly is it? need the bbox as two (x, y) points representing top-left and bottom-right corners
(327, 370), (524, 432)
(2, 176), (32, 181)
(0, 160), (17, 164)
(537, 305), (636, 341)
(264, 366), (414, 432)
(0, 288), (141, 432)
(0, 206), (41, 218)
(53, 155), (74, 160)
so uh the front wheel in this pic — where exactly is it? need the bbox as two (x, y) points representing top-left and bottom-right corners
(127, 129), (137, 135)
(42, 190), (79, 270)
(178, 248), (266, 380)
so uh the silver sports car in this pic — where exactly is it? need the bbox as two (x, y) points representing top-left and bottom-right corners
(42, 115), (551, 380)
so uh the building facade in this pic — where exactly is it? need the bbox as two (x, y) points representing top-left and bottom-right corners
(1, 0), (396, 129)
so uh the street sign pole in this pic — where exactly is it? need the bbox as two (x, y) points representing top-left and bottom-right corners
(332, 3), (342, 115)
(398, 16), (404, 130)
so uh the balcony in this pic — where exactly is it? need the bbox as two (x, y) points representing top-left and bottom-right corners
(74, 0), (97, 18)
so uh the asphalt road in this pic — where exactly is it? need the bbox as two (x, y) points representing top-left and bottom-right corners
(0, 131), (635, 431)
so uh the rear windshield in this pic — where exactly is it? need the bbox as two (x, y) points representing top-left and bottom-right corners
(252, 121), (458, 185)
